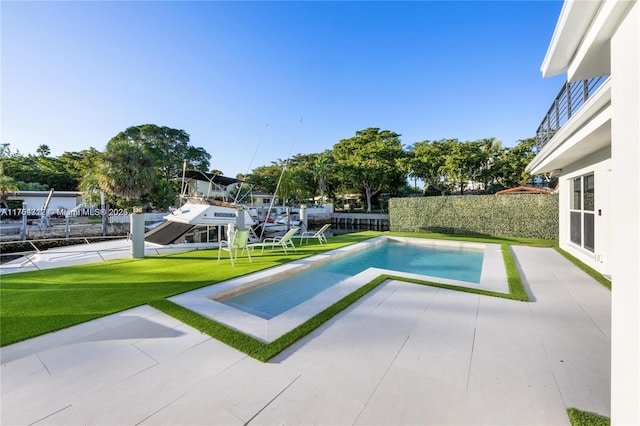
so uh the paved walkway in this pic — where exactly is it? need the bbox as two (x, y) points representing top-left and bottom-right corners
(0, 246), (611, 425)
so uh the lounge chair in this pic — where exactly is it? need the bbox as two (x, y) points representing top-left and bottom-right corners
(292, 223), (331, 245)
(249, 226), (300, 254)
(217, 228), (252, 266)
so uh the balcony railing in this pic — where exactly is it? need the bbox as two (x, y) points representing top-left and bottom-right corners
(535, 75), (608, 151)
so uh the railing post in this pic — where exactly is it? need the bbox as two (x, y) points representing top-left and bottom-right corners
(554, 99), (560, 129)
(583, 79), (589, 103)
(567, 81), (573, 119)
(21, 202), (27, 241)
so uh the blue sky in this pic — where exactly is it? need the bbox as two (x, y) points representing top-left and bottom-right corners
(2, 1), (565, 178)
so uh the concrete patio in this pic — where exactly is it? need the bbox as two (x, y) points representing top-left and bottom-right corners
(0, 246), (610, 425)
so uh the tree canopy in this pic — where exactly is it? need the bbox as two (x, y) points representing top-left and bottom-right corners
(332, 128), (407, 212)
(93, 124), (211, 208)
(0, 124), (546, 211)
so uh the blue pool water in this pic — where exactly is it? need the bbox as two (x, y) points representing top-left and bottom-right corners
(221, 240), (484, 319)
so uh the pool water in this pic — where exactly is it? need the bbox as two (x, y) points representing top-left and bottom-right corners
(220, 240), (484, 319)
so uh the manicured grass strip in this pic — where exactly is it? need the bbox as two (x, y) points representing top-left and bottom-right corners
(383, 275), (524, 302)
(502, 244), (529, 302)
(149, 299), (266, 356)
(567, 408), (610, 426)
(555, 247), (611, 290)
(388, 231), (556, 248)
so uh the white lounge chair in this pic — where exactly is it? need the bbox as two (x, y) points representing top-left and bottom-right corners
(249, 226), (300, 254)
(217, 228), (252, 266)
(293, 223), (331, 245)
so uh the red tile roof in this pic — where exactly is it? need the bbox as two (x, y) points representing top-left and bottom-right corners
(496, 186), (553, 195)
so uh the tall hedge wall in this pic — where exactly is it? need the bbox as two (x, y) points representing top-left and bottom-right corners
(389, 194), (558, 240)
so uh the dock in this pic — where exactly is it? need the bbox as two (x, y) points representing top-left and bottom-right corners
(329, 212), (389, 228)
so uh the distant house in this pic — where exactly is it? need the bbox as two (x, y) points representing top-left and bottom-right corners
(248, 192), (278, 208)
(6, 190), (82, 215)
(526, 1), (638, 423)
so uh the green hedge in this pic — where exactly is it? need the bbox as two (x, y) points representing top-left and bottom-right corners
(389, 194), (558, 240)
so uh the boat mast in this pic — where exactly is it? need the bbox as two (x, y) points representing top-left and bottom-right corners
(179, 160), (187, 206)
(234, 123), (269, 205)
(261, 117), (303, 236)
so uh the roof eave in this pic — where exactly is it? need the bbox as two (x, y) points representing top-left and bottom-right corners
(541, 0), (603, 78)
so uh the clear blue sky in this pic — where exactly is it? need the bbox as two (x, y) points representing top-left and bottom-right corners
(2, 0), (565, 178)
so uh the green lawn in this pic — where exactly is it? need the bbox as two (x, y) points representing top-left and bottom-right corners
(1, 231), (605, 350)
(0, 232), (375, 346)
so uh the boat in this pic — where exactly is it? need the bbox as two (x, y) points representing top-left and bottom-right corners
(145, 170), (258, 245)
(0, 170), (261, 273)
(260, 212), (301, 235)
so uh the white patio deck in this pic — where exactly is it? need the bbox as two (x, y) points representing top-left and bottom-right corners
(0, 246), (610, 425)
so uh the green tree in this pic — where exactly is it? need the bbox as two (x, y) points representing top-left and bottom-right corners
(98, 138), (156, 203)
(442, 139), (485, 195)
(313, 152), (332, 202)
(401, 143), (422, 193)
(496, 137), (537, 188)
(3, 154), (77, 190)
(58, 148), (103, 184)
(247, 162), (283, 194)
(477, 138), (505, 192)
(333, 128), (406, 212)
(109, 124), (210, 179)
(0, 163), (19, 201)
(287, 153), (327, 202)
(105, 124), (211, 209)
(405, 139), (456, 196)
(36, 144), (51, 157)
(75, 149), (107, 206)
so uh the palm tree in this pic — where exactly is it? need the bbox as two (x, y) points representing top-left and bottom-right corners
(313, 153), (331, 202)
(98, 139), (156, 203)
(36, 144), (51, 157)
(478, 138), (504, 192)
(0, 162), (19, 201)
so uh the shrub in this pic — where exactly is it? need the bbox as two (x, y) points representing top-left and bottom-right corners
(389, 194), (558, 240)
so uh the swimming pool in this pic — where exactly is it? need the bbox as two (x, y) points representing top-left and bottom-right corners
(220, 240), (484, 319)
(169, 236), (509, 342)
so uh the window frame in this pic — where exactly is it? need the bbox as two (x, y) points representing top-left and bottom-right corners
(569, 174), (595, 253)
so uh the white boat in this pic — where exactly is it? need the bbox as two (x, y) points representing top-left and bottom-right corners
(253, 212), (301, 237)
(165, 198), (255, 227)
(146, 170), (257, 244)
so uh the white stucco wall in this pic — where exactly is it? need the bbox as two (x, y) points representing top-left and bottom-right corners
(7, 194), (82, 215)
(558, 147), (612, 275)
(610, 2), (640, 424)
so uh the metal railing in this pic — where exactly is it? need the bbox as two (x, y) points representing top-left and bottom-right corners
(535, 75), (608, 151)
(0, 235), (128, 259)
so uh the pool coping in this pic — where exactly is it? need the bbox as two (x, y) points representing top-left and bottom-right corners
(168, 236), (509, 343)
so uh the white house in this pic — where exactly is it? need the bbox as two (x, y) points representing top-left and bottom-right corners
(526, 1), (638, 423)
(6, 190), (82, 215)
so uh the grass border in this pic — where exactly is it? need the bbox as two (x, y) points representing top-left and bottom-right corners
(554, 247), (611, 290)
(150, 242), (528, 362)
(567, 407), (610, 426)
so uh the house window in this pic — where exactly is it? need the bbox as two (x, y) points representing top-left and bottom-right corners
(569, 174), (595, 252)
